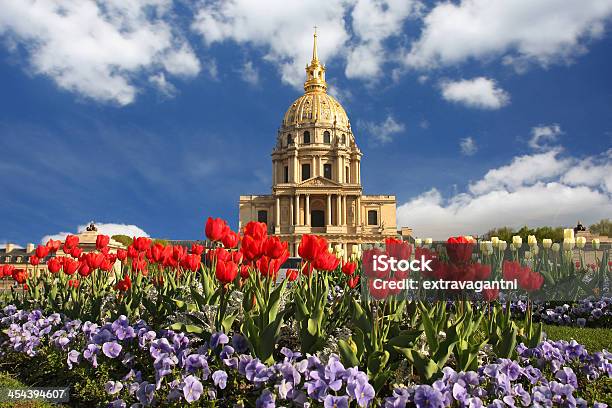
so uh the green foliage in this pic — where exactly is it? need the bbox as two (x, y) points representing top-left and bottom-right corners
(543, 325), (612, 353)
(589, 218), (612, 237)
(0, 371), (61, 408)
(111, 235), (132, 247)
(484, 225), (564, 242)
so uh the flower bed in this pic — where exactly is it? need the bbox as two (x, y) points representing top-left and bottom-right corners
(0, 218), (611, 406)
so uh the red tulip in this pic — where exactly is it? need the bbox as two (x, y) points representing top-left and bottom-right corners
(100, 257), (114, 272)
(232, 251), (243, 264)
(190, 243), (205, 255)
(133, 257), (148, 273)
(263, 236), (287, 259)
(68, 279), (80, 288)
(446, 236), (474, 265)
(2, 265), (15, 277)
(46, 239), (61, 252)
(78, 261), (91, 277)
(298, 235), (328, 262)
(286, 268), (298, 281)
(313, 251), (340, 272)
(347, 275), (360, 289)
(172, 245), (187, 263)
(240, 264), (251, 279)
(367, 278), (389, 300)
(47, 257), (62, 273)
(149, 243), (165, 263)
(12, 269), (27, 284)
(85, 252), (105, 269)
(64, 235), (79, 250)
(241, 235), (264, 261)
(96, 235), (110, 250)
(483, 288), (499, 301)
(385, 237), (411, 261)
(222, 230), (240, 249)
(115, 275), (132, 291)
(70, 246), (82, 258)
(133, 237), (152, 252)
(244, 221), (267, 241)
(205, 217), (228, 241)
(35, 245), (49, 259)
(256, 256), (279, 278)
(181, 253), (200, 272)
(342, 261), (357, 276)
(127, 245), (139, 259)
(116, 249), (127, 261)
(63, 258), (79, 275)
(215, 260), (238, 283)
(30, 256), (40, 266)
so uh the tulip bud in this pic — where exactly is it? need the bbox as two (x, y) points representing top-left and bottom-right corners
(512, 236), (522, 248)
(542, 239), (552, 249)
(424, 238), (433, 245)
(527, 235), (537, 247)
(491, 237), (499, 247)
(592, 239), (600, 250)
(499, 241), (508, 251)
(563, 228), (574, 240)
(576, 236), (586, 249)
(551, 243), (560, 252)
(351, 245), (359, 254)
(480, 241), (493, 255)
(414, 238), (422, 248)
(563, 238), (575, 251)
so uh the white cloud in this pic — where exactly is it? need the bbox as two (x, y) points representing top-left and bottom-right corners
(440, 77), (510, 109)
(0, 241), (23, 249)
(460, 137), (477, 156)
(405, 0), (612, 70)
(529, 124), (563, 150)
(239, 61), (259, 85)
(149, 73), (177, 96)
(191, 0), (350, 88)
(360, 115), (405, 145)
(191, 0), (422, 88)
(41, 222), (149, 244)
(345, 0), (422, 80)
(397, 145), (612, 239)
(0, 0), (200, 105)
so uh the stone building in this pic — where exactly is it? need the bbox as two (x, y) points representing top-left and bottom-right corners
(239, 31), (398, 256)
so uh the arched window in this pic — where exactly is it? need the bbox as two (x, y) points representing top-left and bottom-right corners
(367, 210), (378, 226)
(323, 131), (331, 143)
(303, 131), (311, 144)
(287, 134), (293, 146)
(258, 210), (268, 225)
(341, 134), (346, 144)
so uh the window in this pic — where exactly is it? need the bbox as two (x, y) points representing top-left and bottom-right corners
(258, 210), (268, 225)
(311, 210), (325, 227)
(323, 163), (332, 179)
(345, 166), (349, 183)
(367, 210), (378, 226)
(283, 166), (289, 183)
(301, 163), (311, 181)
(323, 131), (331, 143)
(287, 134), (293, 146)
(303, 131), (310, 144)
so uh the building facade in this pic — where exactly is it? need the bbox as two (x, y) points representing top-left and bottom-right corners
(239, 32), (397, 256)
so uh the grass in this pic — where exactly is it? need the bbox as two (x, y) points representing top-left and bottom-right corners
(543, 324), (612, 353)
(0, 372), (65, 408)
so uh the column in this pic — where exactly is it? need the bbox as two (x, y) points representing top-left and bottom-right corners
(336, 194), (341, 226)
(290, 197), (294, 226)
(275, 196), (280, 228)
(342, 195), (347, 225)
(326, 194), (332, 226)
(293, 154), (299, 182)
(312, 156), (316, 177)
(295, 194), (300, 226)
(356, 196), (361, 226)
(305, 195), (310, 226)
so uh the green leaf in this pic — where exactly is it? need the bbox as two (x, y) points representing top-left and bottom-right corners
(338, 339), (360, 367)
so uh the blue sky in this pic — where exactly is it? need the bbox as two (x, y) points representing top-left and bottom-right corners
(1, 0), (611, 243)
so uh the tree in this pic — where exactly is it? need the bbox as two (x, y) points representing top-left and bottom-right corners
(111, 235), (133, 247)
(589, 219), (611, 237)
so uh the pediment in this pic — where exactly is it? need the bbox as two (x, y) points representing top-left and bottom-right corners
(298, 176), (341, 187)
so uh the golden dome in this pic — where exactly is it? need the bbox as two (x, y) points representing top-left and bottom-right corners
(283, 92), (350, 128)
(281, 30), (350, 130)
